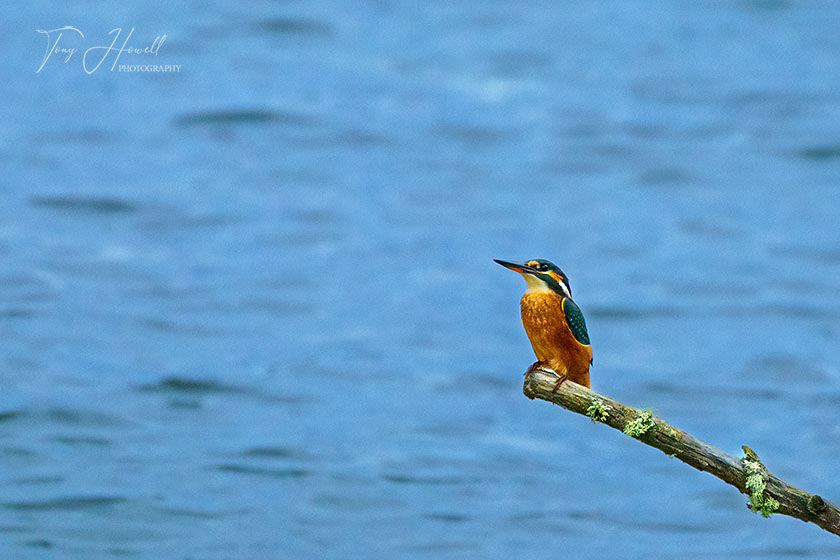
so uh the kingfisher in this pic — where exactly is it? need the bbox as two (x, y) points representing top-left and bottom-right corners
(494, 258), (592, 388)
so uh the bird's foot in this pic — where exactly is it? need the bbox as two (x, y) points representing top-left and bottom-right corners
(524, 362), (568, 392)
(550, 373), (569, 394)
(524, 361), (547, 376)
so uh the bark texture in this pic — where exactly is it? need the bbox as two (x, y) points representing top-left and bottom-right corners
(523, 368), (840, 537)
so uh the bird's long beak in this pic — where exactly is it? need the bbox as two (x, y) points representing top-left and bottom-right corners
(494, 259), (534, 274)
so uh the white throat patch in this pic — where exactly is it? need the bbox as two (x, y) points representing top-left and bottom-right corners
(523, 273), (571, 297)
(523, 274), (552, 293)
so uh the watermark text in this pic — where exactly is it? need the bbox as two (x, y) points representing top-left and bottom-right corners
(36, 26), (171, 74)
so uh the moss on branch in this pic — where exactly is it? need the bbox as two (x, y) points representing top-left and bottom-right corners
(522, 368), (840, 537)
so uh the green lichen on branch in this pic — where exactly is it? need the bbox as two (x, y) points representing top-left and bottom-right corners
(522, 369), (840, 537)
(586, 398), (610, 423)
(623, 409), (655, 438)
(742, 446), (780, 518)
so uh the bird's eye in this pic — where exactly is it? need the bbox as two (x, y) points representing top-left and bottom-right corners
(538, 263), (549, 271)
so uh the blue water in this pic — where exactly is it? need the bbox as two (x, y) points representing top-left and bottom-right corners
(3, 2), (840, 558)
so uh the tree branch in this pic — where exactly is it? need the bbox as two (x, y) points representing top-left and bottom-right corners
(523, 368), (840, 537)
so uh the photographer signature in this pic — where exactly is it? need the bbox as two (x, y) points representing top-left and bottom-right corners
(36, 26), (166, 73)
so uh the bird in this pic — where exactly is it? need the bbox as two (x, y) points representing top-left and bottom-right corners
(494, 258), (592, 388)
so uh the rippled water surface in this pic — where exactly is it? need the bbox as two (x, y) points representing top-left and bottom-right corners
(4, 2), (840, 558)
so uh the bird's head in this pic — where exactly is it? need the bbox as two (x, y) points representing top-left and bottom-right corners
(494, 258), (572, 297)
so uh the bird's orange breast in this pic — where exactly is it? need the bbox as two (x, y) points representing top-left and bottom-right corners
(520, 291), (592, 387)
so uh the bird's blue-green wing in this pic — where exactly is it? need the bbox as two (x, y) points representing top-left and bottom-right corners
(562, 298), (590, 345)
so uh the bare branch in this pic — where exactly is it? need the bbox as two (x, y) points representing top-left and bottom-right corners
(523, 368), (840, 537)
